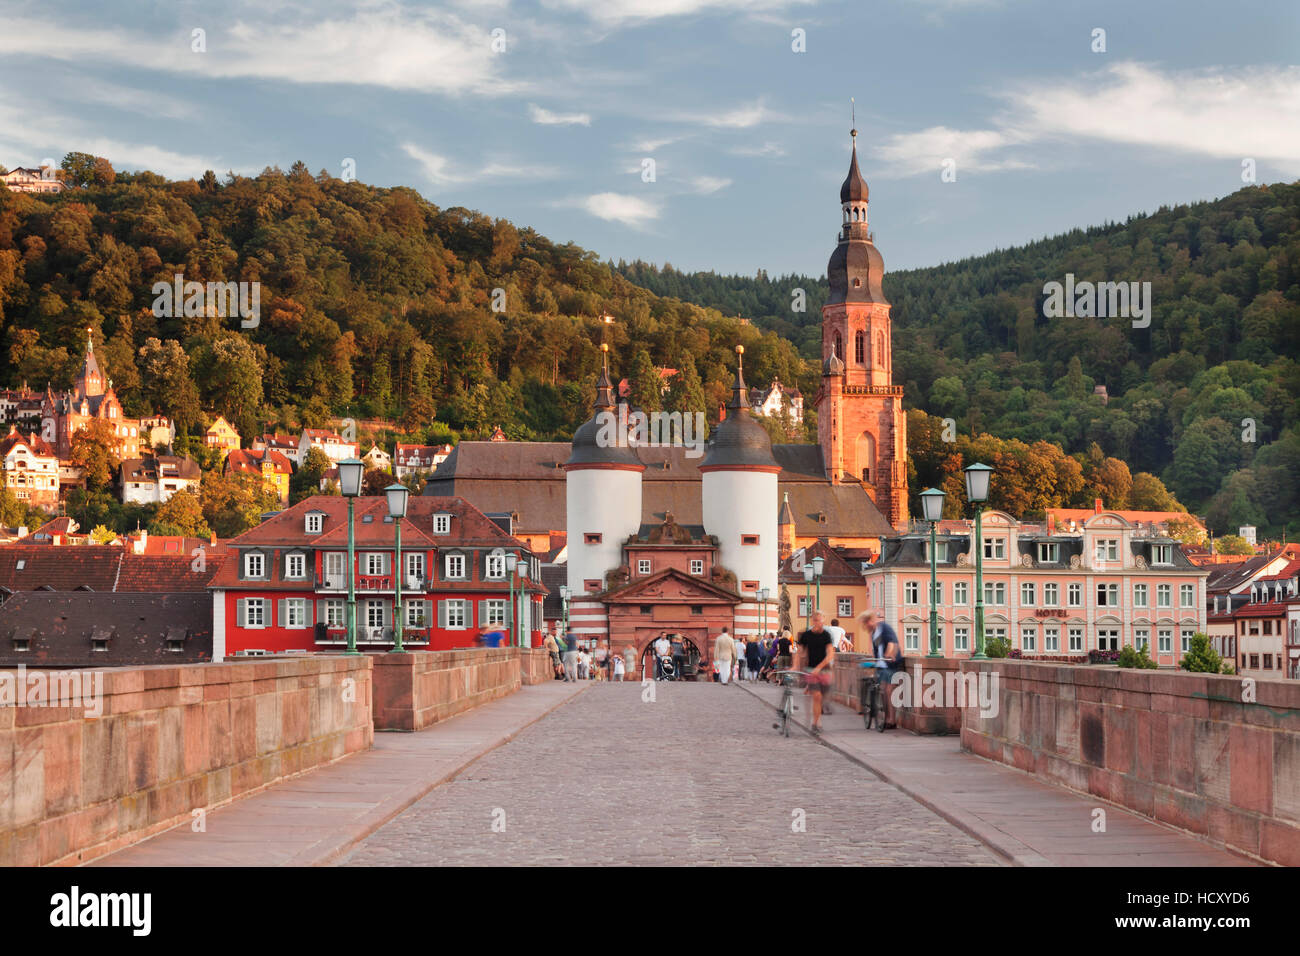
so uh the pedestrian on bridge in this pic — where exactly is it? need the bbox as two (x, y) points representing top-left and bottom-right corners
(714, 626), (736, 685)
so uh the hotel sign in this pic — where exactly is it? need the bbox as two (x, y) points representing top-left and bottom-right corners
(1034, 609), (1068, 618)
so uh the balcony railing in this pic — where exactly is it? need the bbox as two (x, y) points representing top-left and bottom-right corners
(317, 625), (430, 645)
(316, 575), (430, 592)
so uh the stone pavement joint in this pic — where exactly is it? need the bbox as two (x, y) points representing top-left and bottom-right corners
(92, 680), (591, 867)
(736, 679), (1254, 867)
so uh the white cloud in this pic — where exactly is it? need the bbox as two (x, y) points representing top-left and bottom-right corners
(577, 192), (660, 226)
(0, 101), (220, 180)
(873, 125), (1033, 176)
(529, 104), (592, 126)
(541, 0), (814, 27)
(401, 144), (559, 187)
(874, 62), (1300, 177)
(1005, 62), (1300, 169)
(729, 141), (786, 157)
(630, 135), (684, 152)
(0, 12), (520, 96)
(682, 99), (779, 129)
(689, 175), (732, 194)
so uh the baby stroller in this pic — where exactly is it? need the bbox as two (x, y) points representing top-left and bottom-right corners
(659, 654), (677, 681)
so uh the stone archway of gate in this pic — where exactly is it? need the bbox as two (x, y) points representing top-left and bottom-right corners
(636, 628), (708, 668)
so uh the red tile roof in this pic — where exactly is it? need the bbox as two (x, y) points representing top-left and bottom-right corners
(226, 447), (292, 476)
(0, 545), (224, 593)
(207, 494), (544, 592)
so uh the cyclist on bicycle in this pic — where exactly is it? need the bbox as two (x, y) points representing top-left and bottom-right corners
(861, 611), (902, 728)
(795, 610), (836, 735)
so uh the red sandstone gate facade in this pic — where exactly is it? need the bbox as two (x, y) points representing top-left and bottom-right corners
(603, 568), (741, 680)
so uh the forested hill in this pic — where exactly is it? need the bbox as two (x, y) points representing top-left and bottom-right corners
(0, 161), (808, 451)
(618, 183), (1300, 539)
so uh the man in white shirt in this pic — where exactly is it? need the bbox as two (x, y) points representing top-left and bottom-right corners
(653, 634), (671, 680)
(826, 618), (849, 652)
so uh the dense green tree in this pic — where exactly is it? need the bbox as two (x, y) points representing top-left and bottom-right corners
(149, 489), (212, 537)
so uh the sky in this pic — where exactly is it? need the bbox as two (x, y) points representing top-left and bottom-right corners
(0, 0), (1296, 276)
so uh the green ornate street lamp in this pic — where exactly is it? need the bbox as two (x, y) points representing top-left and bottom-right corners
(921, 487), (946, 659)
(384, 483), (409, 652)
(560, 584), (571, 639)
(337, 457), (365, 655)
(517, 559), (531, 646)
(965, 462), (993, 660)
(758, 586), (770, 638)
(505, 552), (519, 646)
(801, 556), (824, 628)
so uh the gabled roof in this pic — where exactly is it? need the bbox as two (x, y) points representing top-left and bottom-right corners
(226, 447), (292, 476)
(600, 566), (742, 605)
(778, 539), (863, 585)
(423, 440), (891, 537)
(212, 494), (533, 554)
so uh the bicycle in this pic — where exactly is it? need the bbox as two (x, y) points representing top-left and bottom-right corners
(858, 659), (894, 732)
(771, 669), (806, 737)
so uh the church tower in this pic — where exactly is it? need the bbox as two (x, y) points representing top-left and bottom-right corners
(816, 127), (908, 530)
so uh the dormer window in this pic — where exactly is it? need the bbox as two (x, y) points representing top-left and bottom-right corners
(444, 553), (466, 579)
(244, 552), (265, 578)
(433, 513), (451, 535)
(305, 512), (323, 534)
(1151, 544), (1172, 565)
(285, 553), (306, 579)
(1037, 543), (1058, 563)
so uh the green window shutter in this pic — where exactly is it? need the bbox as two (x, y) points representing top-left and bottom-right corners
(236, 599), (246, 627)
(277, 598), (285, 627)
(478, 599), (489, 627)
(305, 599), (314, 627)
(437, 600), (448, 628)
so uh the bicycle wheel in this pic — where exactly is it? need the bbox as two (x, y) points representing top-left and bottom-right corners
(875, 682), (887, 733)
(860, 678), (873, 730)
(780, 691), (792, 737)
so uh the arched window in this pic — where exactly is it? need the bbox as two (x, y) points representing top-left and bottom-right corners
(833, 332), (843, 360)
(877, 332), (885, 364)
(854, 331), (865, 365)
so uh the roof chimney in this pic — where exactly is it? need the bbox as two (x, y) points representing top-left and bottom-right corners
(1094, 498), (1103, 514)
(1047, 512), (1056, 535)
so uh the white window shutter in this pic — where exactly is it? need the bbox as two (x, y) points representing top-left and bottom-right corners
(438, 600), (447, 628)
(478, 600), (489, 627)
(236, 599), (247, 627)
(423, 599), (432, 628)
(305, 599), (314, 627)
(276, 599), (285, 627)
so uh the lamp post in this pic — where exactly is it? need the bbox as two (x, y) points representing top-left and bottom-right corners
(812, 556), (825, 613)
(337, 457), (364, 655)
(921, 487), (946, 659)
(518, 560), (530, 647)
(802, 563), (814, 628)
(505, 552), (519, 646)
(384, 483), (409, 652)
(965, 463), (993, 660)
(560, 585), (571, 640)
(758, 586), (769, 638)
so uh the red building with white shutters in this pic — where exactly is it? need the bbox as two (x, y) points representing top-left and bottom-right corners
(209, 495), (547, 656)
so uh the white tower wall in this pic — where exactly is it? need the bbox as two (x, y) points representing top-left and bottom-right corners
(566, 468), (643, 595)
(702, 470), (778, 597)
